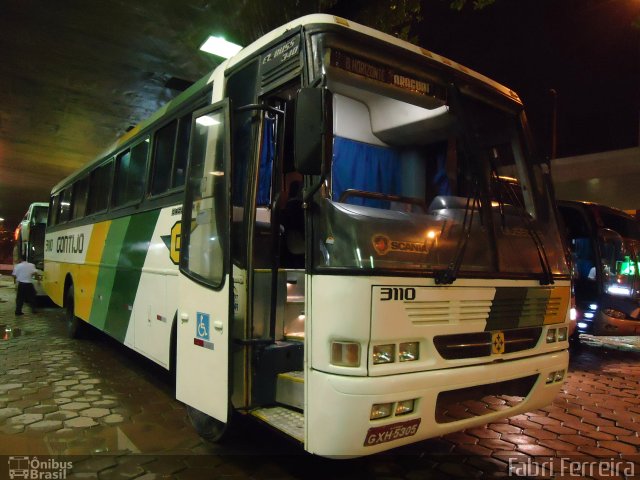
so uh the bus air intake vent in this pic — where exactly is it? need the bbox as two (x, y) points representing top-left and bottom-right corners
(406, 299), (492, 325)
(488, 296), (549, 327)
(435, 374), (538, 423)
(546, 296), (563, 317)
(434, 327), (542, 359)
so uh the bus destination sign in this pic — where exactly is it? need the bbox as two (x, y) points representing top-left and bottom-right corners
(330, 49), (444, 99)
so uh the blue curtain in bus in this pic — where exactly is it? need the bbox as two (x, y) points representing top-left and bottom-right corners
(431, 142), (451, 196)
(332, 136), (400, 208)
(257, 116), (275, 206)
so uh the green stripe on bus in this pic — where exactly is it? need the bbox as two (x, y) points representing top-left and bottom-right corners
(103, 209), (161, 342)
(521, 287), (552, 327)
(485, 287), (527, 331)
(485, 287), (555, 331)
(90, 217), (131, 331)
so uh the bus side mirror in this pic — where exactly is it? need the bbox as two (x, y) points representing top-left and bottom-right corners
(294, 88), (325, 175)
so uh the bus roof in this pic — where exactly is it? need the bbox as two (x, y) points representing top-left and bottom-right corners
(52, 14), (520, 195)
(559, 200), (637, 220)
(226, 14), (521, 103)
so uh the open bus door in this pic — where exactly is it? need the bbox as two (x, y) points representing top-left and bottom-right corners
(176, 101), (232, 439)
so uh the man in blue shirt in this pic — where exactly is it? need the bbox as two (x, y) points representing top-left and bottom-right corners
(12, 255), (37, 315)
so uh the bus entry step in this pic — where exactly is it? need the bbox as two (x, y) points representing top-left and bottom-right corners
(276, 370), (304, 410)
(250, 406), (304, 442)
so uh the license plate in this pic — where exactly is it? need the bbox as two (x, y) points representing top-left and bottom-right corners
(364, 418), (421, 446)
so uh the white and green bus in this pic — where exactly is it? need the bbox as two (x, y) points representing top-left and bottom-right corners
(45, 15), (571, 457)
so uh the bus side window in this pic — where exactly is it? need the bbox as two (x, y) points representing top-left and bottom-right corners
(87, 160), (113, 214)
(49, 195), (60, 226)
(151, 121), (178, 196)
(113, 139), (149, 207)
(173, 114), (191, 189)
(72, 176), (89, 220)
(58, 188), (72, 223)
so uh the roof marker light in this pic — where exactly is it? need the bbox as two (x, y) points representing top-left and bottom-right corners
(199, 36), (242, 58)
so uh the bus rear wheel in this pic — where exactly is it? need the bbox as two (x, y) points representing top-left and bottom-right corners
(65, 285), (85, 339)
(186, 405), (229, 443)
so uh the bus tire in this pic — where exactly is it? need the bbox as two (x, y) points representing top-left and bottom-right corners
(186, 405), (229, 443)
(65, 285), (85, 339)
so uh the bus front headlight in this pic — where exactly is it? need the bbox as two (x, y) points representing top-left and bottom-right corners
(398, 342), (419, 362)
(373, 344), (395, 364)
(395, 399), (415, 416)
(557, 327), (568, 342)
(546, 328), (557, 343)
(371, 403), (393, 419)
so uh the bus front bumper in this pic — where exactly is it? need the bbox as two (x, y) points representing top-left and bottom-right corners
(306, 349), (568, 457)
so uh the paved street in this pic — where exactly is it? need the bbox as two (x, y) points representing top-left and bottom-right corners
(1, 273), (639, 479)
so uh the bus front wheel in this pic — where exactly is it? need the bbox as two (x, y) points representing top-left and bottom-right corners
(186, 405), (229, 443)
(65, 285), (85, 339)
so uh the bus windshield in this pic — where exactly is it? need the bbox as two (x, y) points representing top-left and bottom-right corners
(598, 213), (640, 298)
(600, 238), (640, 297)
(31, 205), (49, 225)
(311, 47), (568, 278)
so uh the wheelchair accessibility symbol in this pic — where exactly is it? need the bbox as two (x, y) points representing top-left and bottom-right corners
(196, 312), (210, 341)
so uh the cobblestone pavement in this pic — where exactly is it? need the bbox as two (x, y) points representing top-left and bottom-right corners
(1, 274), (639, 479)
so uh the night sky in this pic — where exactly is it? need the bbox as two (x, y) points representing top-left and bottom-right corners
(412, 0), (640, 158)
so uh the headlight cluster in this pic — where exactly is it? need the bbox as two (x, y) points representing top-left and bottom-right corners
(546, 327), (568, 343)
(373, 342), (419, 364)
(603, 308), (626, 319)
(371, 399), (417, 420)
(546, 369), (565, 384)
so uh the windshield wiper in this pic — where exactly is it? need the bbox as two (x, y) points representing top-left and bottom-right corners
(435, 83), (498, 284)
(434, 188), (480, 285)
(498, 175), (554, 285)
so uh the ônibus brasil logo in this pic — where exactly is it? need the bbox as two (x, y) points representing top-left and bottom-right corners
(8, 456), (72, 479)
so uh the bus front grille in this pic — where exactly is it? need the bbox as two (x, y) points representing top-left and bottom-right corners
(406, 299), (492, 325)
(433, 327), (542, 359)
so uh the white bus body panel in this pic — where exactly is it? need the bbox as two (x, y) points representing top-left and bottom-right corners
(306, 350), (567, 457)
(132, 206), (181, 366)
(176, 274), (230, 422)
(306, 275), (570, 456)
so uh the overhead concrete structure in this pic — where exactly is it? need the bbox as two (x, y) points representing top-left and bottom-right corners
(552, 147), (640, 211)
(0, 1), (246, 230)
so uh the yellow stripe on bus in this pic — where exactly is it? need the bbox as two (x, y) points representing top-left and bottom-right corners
(544, 285), (571, 325)
(75, 221), (111, 321)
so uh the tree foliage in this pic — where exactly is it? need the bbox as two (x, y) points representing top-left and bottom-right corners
(449, 0), (496, 11)
(205, 0), (496, 46)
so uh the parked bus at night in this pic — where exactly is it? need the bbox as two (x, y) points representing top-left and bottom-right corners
(44, 15), (571, 457)
(14, 202), (48, 296)
(558, 201), (640, 337)
(15, 202), (48, 266)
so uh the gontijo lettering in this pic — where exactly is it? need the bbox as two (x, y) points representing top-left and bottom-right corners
(56, 233), (85, 254)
